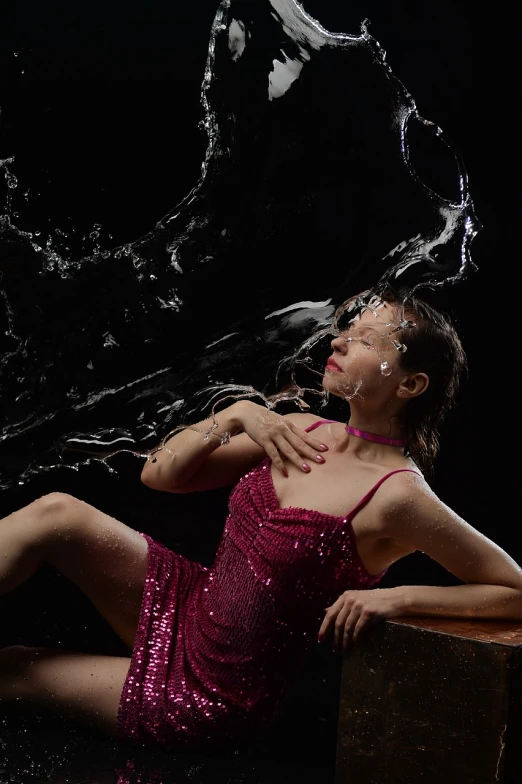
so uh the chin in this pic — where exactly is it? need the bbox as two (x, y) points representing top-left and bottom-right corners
(322, 376), (345, 396)
(323, 373), (362, 400)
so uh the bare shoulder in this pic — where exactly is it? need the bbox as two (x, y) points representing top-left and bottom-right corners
(282, 411), (329, 429)
(371, 465), (431, 527)
(371, 465), (522, 589)
(371, 466), (473, 547)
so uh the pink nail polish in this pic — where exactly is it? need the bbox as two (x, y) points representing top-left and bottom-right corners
(302, 463), (311, 472)
(282, 467), (289, 477)
(319, 443), (329, 450)
(315, 455), (325, 463)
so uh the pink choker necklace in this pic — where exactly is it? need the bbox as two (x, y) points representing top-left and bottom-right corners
(345, 424), (405, 448)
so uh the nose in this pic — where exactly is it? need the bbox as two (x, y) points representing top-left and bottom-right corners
(330, 334), (347, 352)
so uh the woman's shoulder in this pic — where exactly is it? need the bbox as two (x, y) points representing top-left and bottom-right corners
(372, 462), (430, 511)
(283, 411), (338, 431)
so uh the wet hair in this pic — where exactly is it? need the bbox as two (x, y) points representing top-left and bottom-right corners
(379, 285), (467, 478)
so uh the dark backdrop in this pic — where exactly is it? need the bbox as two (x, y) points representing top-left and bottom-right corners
(0, 0), (518, 756)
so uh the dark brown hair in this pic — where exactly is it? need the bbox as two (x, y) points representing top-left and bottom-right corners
(380, 285), (467, 477)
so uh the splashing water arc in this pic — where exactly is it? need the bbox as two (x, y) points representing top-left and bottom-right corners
(0, 0), (480, 490)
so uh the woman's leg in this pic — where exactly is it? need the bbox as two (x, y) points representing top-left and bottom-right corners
(0, 644), (131, 737)
(0, 491), (150, 649)
(0, 492), (154, 735)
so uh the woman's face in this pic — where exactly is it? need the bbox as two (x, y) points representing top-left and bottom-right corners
(323, 299), (409, 401)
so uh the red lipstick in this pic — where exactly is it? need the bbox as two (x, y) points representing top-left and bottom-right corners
(325, 357), (342, 372)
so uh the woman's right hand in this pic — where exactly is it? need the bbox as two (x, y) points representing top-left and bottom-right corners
(232, 400), (329, 476)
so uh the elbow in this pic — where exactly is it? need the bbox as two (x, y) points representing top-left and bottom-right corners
(140, 463), (163, 490)
(140, 463), (185, 493)
(141, 474), (156, 490)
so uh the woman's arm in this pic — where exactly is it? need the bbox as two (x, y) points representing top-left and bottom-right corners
(319, 478), (522, 651)
(379, 473), (522, 618)
(398, 583), (522, 619)
(319, 579), (522, 653)
(141, 401), (327, 493)
(141, 401), (251, 492)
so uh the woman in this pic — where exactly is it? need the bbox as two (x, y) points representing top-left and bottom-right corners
(1, 286), (521, 751)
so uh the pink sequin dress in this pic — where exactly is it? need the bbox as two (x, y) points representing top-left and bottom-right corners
(116, 420), (419, 750)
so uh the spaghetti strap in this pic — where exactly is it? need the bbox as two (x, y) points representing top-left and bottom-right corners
(304, 419), (338, 433)
(347, 468), (422, 519)
(301, 421), (422, 518)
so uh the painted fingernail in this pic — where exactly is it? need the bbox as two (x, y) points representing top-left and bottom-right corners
(282, 467), (289, 477)
(319, 443), (329, 450)
(302, 463), (311, 472)
(315, 455), (325, 463)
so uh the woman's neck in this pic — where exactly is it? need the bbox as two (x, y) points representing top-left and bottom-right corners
(343, 413), (405, 452)
(348, 414), (403, 436)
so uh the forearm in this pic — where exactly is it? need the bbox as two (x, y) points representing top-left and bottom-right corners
(141, 403), (242, 489)
(397, 583), (522, 621)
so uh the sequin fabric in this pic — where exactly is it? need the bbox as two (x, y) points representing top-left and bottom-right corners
(116, 425), (418, 751)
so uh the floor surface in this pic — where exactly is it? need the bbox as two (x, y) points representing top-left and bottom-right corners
(1, 701), (337, 784)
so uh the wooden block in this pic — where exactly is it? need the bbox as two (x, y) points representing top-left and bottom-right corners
(335, 617), (522, 784)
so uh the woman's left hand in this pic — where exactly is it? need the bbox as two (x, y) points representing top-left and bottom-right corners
(318, 588), (406, 652)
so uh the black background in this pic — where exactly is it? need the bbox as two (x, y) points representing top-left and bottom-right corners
(0, 0), (517, 561)
(0, 0), (519, 755)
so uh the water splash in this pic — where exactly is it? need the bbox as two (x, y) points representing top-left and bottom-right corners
(0, 0), (479, 490)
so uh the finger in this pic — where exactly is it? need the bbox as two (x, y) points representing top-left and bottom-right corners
(317, 601), (339, 640)
(333, 604), (353, 650)
(281, 428), (328, 465)
(287, 423), (329, 452)
(274, 436), (313, 472)
(318, 613), (332, 641)
(263, 443), (289, 477)
(352, 610), (376, 646)
(304, 435), (329, 452)
(341, 606), (361, 652)
(286, 432), (328, 465)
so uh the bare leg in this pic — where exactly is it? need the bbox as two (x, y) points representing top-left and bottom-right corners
(0, 492), (149, 649)
(0, 492), (153, 734)
(0, 644), (131, 737)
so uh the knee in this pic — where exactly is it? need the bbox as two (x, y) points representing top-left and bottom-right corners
(30, 493), (84, 545)
(33, 492), (79, 519)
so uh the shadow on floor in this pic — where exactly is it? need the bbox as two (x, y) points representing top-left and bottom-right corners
(1, 698), (337, 783)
